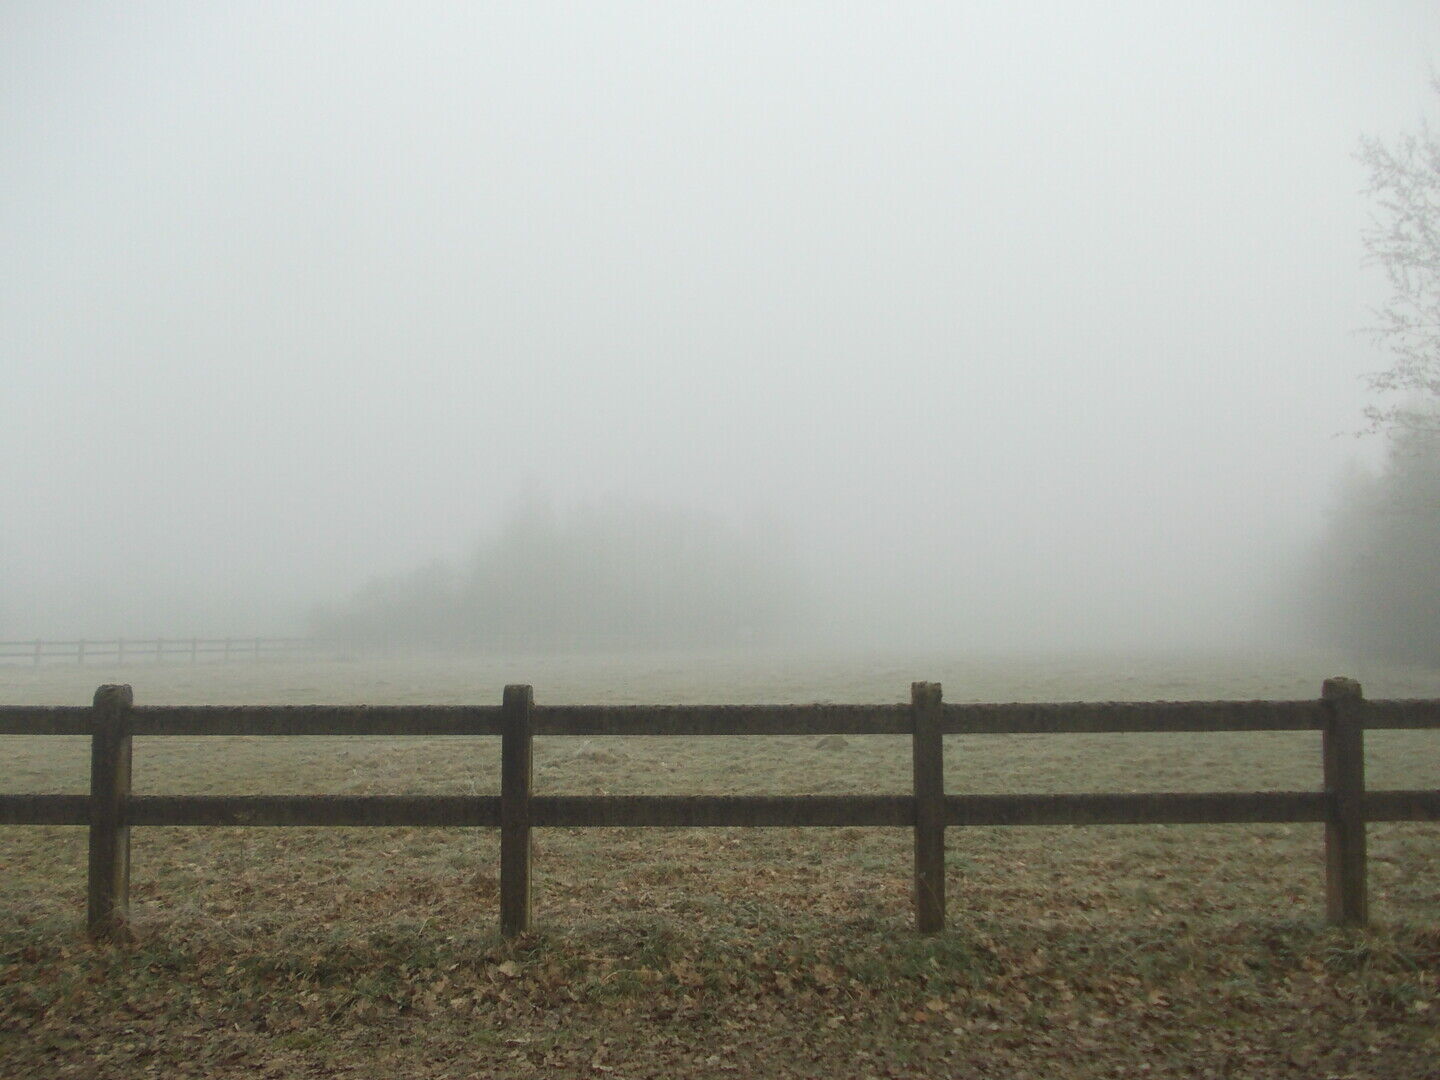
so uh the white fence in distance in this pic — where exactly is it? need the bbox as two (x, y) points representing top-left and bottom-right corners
(0, 638), (329, 666)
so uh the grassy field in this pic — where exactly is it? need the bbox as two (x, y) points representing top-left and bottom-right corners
(2, 649), (1438, 1078)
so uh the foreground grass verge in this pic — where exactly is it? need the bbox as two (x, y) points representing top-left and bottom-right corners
(2, 909), (1437, 1078)
(2, 824), (1438, 1079)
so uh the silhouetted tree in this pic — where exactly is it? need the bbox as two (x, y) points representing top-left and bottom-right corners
(1301, 84), (1440, 662)
(310, 496), (805, 650)
(1305, 424), (1440, 662)
(1358, 78), (1440, 434)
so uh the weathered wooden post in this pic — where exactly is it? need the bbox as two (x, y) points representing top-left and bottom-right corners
(1321, 677), (1368, 928)
(912, 681), (945, 933)
(500, 684), (535, 937)
(87, 684), (134, 942)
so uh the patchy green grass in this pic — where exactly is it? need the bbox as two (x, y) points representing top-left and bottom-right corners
(1, 650), (1438, 1077)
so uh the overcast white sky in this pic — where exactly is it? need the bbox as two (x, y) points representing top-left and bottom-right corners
(3, 2), (1439, 646)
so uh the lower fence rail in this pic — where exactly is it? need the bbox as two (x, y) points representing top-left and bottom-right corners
(5, 789), (1439, 831)
(0, 679), (1436, 941)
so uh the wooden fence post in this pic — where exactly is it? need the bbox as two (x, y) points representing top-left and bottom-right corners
(87, 684), (134, 942)
(1321, 677), (1367, 928)
(500, 684), (534, 938)
(912, 681), (945, 933)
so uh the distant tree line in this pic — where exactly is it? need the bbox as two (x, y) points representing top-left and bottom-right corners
(1304, 427), (1440, 663)
(309, 497), (806, 651)
(1304, 82), (1440, 664)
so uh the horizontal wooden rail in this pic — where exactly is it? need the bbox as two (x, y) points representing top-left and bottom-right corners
(0, 680), (1436, 940)
(532, 794), (915, 827)
(1366, 790), (1440, 820)
(0, 794), (90, 825)
(532, 703), (912, 736)
(0, 707), (92, 735)
(940, 700), (1328, 733)
(130, 795), (503, 828)
(5, 789), (1439, 830)
(4, 699), (1439, 737)
(945, 791), (1330, 825)
(131, 705), (505, 737)
(1361, 700), (1440, 729)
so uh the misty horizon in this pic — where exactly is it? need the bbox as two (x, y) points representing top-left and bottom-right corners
(5, 4), (1439, 654)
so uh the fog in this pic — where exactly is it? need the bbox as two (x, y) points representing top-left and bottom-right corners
(3, 3), (1438, 652)
(1299, 422), (1440, 663)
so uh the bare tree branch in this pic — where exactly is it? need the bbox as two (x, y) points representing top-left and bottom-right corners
(1359, 77), (1440, 433)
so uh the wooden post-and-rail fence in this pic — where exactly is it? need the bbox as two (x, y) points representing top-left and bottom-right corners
(0, 679), (1438, 942)
(0, 638), (327, 666)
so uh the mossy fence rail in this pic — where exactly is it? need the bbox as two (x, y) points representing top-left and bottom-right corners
(1, 679), (1437, 942)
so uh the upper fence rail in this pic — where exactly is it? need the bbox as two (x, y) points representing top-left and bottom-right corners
(3, 698), (1439, 737)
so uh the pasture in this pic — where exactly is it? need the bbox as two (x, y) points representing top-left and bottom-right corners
(2, 649), (1438, 1078)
